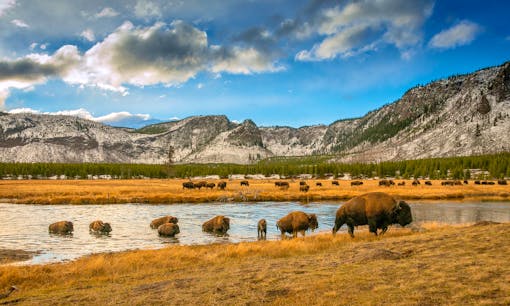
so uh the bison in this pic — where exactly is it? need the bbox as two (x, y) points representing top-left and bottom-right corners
(351, 180), (363, 186)
(240, 180), (249, 186)
(206, 182), (216, 189)
(332, 180), (339, 186)
(275, 181), (290, 189)
(257, 219), (267, 240)
(332, 192), (412, 238)
(316, 182), (322, 187)
(276, 211), (318, 239)
(89, 220), (112, 234)
(182, 181), (194, 189)
(498, 179), (508, 185)
(412, 179), (420, 186)
(397, 181), (405, 186)
(202, 215), (230, 235)
(300, 185), (310, 192)
(157, 223), (180, 237)
(425, 181), (432, 186)
(217, 181), (227, 190)
(299, 181), (307, 186)
(49, 221), (74, 235)
(150, 216), (179, 229)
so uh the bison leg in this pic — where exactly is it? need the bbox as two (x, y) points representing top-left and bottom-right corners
(380, 226), (388, 235)
(368, 220), (378, 236)
(347, 224), (355, 238)
(332, 217), (345, 235)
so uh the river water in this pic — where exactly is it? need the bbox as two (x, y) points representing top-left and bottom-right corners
(1, 201), (509, 265)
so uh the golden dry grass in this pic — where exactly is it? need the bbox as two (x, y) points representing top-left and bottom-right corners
(0, 179), (509, 204)
(0, 223), (509, 305)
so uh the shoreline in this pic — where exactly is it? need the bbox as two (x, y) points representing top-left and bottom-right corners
(1, 179), (509, 204)
(0, 223), (508, 304)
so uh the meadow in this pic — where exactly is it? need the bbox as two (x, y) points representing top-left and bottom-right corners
(0, 222), (508, 305)
(0, 178), (509, 205)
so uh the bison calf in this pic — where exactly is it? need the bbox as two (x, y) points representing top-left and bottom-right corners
(257, 219), (267, 240)
(332, 192), (412, 238)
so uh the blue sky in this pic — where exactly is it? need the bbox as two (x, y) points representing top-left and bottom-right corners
(0, 0), (509, 128)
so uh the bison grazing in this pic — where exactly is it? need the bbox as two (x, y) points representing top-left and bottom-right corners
(332, 180), (339, 186)
(217, 181), (227, 190)
(157, 223), (180, 237)
(299, 181), (307, 186)
(397, 181), (405, 186)
(206, 182), (216, 189)
(89, 220), (112, 234)
(316, 182), (322, 187)
(276, 211), (318, 239)
(240, 180), (250, 186)
(412, 179), (420, 186)
(332, 192), (412, 238)
(425, 181), (432, 186)
(202, 215), (230, 235)
(150, 216), (179, 229)
(498, 179), (508, 185)
(182, 182), (194, 189)
(351, 180), (363, 186)
(49, 221), (74, 235)
(275, 181), (290, 189)
(257, 219), (267, 240)
(300, 185), (310, 192)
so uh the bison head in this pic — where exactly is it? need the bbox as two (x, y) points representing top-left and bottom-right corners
(394, 201), (412, 226)
(101, 222), (112, 233)
(308, 214), (319, 231)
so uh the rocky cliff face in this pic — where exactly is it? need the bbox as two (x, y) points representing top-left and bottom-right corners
(0, 61), (509, 164)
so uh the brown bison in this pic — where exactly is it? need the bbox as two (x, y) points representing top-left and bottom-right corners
(498, 179), (508, 185)
(150, 216), (179, 229)
(89, 220), (112, 234)
(332, 180), (339, 186)
(275, 181), (290, 189)
(182, 181), (194, 189)
(300, 185), (310, 192)
(425, 181), (432, 186)
(157, 223), (180, 237)
(276, 211), (318, 238)
(351, 180), (363, 186)
(240, 180), (249, 186)
(217, 181), (227, 190)
(202, 215), (230, 235)
(332, 192), (412, 238)
(378, 179), (394, 187)
(49, 221), (74, 235)
(412, 179), (420, 186)
(257, 219), (267, 239)
(206, 182), (216, 189)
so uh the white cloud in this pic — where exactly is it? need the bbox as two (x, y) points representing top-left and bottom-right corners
(80, 28), (95, 42)
(0, 0), (16, 16)
(134, 0), (161, 18)
(40, 43), (47, 50)
(211, 46), (284, 74)
(95, 7), (119, 18)
(429, 20), (481, 49)
(197, 83), (203, 89)
(296, 0), (434, 61)
(11, 19), (28, 28)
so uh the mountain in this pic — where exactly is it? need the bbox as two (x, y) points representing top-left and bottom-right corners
(1, 61), (509, 164)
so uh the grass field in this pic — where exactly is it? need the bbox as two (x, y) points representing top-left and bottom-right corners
(0, 222), (508, 305)
(0, 179), (509, 204)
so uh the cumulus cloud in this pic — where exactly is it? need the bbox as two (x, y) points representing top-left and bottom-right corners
(295, 0), (434, 61)
(1, 20), (282, 106)
(11, 19), (28, 28)
(95, 7), (119, 18)
(0, 0), (16, 16)
(7, 107), (156, 127)
(428, 20), (481, 49)
(80, 28), (95, 42)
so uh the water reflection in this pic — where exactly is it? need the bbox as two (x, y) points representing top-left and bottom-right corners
(0, 201), (509, 265)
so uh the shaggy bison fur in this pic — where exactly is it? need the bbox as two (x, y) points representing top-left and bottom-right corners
(49, 221), (74, 235)
(202, 215), (230, 235)
(150, 216), (179, 229)
(157, 223), (180, 237)
(89, 220), (112, 234)
(332, 192), (412, 237)
(276, 211), (318, 238)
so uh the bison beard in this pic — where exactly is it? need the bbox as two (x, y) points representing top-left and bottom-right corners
(332, 192), (412, 237)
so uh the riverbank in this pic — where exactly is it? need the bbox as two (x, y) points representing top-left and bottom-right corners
(0, 179), (509, 204)
(0, 222), (508, 305)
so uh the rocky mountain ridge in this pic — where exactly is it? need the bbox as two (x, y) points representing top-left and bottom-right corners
(1, 61), (509, 164)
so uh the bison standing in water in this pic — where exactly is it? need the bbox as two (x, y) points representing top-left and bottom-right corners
(49, 221), (74, 235)
(276, 211), (318, 239)
(202, 215), (230, 235)
(89, 220), (112, 234)
(157, 223), (180, 237)
(332, 192), (412, 237)
(150, 216), (178, 229)
(257, 219), (267, 239)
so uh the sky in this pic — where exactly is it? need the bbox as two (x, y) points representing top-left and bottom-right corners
(0, 0), (509, 128)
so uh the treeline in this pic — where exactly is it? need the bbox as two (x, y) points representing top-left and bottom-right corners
(0, 153), (509, 180)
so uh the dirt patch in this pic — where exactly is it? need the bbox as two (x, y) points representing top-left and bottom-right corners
(0, 249), (38, 264)
(350, 247), (412, 263)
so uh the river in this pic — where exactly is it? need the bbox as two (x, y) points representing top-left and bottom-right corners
(1, 201), (509, 265)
